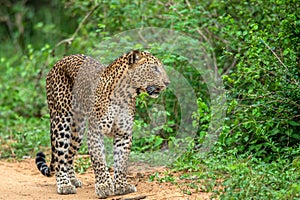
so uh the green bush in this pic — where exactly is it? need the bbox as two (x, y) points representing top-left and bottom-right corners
(214, 0), (300, 160)
(0, 1), (299, 198)
(173, 152), (300, 199)
(1, 0), (299, 159)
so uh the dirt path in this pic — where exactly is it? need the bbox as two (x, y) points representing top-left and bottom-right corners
(0, 158), (210, 200)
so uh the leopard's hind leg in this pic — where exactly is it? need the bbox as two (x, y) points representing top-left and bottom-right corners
(67, 114), (86, 188)
(52, 113), (77, 194)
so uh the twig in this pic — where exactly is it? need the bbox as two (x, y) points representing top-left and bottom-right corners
(123, 195), (147, 200)
(52, 3), (100, 54)
(222, 47), (240, 75)
(260, 38), (287, 70)
(260, 38), (298, 85)
(184, 0), (221, 83)
(34, 3), (100, 89)
(185, 0), (209, 42)
(114, 195), (147, 200)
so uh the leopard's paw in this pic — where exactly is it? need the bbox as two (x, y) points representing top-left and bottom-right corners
(57, 184), (76, 194)
(70, 178), (82, 188)
(114, 183), (137, 196)
(95, 179), (114, 199)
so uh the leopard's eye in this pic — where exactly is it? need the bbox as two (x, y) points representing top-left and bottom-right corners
(153, 66), (160, 73)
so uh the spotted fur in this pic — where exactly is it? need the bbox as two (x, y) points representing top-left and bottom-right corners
(35, 50), (169, 198)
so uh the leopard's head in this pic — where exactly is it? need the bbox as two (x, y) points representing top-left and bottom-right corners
(126, 50), (170, 98)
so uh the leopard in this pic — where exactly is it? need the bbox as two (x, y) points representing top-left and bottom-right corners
(35, 50), (170, 198)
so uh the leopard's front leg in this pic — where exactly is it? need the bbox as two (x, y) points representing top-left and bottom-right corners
(113, 128), (137, 195)
(88, 126), (114, 199)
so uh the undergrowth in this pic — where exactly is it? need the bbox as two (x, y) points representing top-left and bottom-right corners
(149, 151), (300, 199)
(0, 1), (299, 199)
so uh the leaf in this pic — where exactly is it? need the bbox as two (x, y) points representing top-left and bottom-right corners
(290, 134), (300, 140)
(288, 120), (300, 126)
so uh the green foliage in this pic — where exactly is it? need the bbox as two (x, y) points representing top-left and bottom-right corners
(149, 171), (176, 184)
(219, 159), (300, 199)
(0, 115), (49, 158)
(132, 101), (176, 153)
(0, 1), (299, 198)
(173, 152), (300, 199)
(215, 0), (300, 160)
(74, 156), (91, 174)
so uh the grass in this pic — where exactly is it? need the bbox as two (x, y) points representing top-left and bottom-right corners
(149, 151), (300, 199)
(1, 116), (299, 199)
(0, 116), (49, 158)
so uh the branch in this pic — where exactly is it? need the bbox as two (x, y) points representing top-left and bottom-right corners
(222, 47), (240, 75)
(52, 3), (100, 54)
(260, 38), (287, 69)
(34, 3), (100, 89)
(260, 38), (298, 85)
(184, 0), (209, 42)
(116, 195), (147, 200)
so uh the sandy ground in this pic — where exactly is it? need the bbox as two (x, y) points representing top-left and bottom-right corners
(0, 158), (210, 200)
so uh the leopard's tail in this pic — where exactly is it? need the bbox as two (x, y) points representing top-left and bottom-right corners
(35, 152), (54, 177)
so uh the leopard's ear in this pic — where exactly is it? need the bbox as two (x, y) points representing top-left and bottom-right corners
(128, 50), (142, 65)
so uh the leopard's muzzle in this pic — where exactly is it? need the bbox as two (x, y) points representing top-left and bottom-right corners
(146, 85), (161, 96)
